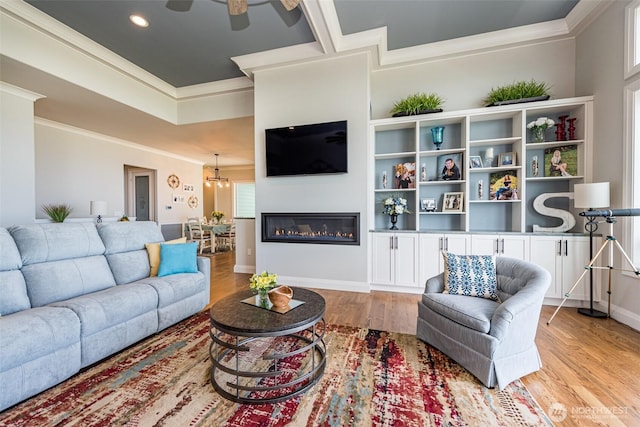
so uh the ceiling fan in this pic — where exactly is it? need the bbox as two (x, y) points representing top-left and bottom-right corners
(166, 0), (301, 16)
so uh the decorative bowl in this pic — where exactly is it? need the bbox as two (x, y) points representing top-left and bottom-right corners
(268, 285), (293, 308)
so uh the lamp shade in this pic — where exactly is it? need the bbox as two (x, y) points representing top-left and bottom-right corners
(90, 201), (108, 216)
(574, 182), (610, 209)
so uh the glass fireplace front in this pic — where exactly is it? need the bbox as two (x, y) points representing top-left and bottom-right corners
(261, 213), (360, 245)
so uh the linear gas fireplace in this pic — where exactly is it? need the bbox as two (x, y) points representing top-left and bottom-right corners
(261, 213), (360, 245)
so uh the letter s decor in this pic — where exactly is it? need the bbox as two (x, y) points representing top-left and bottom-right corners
(532, 192), (576, 233)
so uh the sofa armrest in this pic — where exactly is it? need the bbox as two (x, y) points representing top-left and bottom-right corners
(196, 256), (211, 303)
(425, 273), (445, 293)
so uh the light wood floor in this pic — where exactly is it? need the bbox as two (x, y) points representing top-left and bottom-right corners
(206, 252), (640, 426)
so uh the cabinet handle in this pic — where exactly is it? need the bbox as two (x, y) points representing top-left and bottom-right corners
(394, 236), (398, 250)
(439, 237), (443, 251)
(390, 236), (394, 250)
(500, 238), (505, 254)
(557, 240), (562, 256)
(564, 240), (568, 257)
(445, 237), (449, 251)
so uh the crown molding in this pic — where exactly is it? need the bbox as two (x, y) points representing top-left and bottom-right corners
(231, 41), (325, 79)
(0, 81), (45, 101)
(175, 77), (255, 100)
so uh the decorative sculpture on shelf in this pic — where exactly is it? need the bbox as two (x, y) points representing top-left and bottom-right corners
(431, 126), (445, 150)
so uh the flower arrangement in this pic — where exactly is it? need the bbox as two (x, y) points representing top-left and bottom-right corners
(382, 196), (409, 216)
(527, 117), (555, 142)
(210, 210), (225, 223)
(249, 271), (278, 293)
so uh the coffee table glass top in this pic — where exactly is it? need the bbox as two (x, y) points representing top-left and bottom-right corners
(210, 287), (325, 334)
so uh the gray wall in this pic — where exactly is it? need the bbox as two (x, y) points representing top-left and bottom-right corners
(576, 0), (640, 329)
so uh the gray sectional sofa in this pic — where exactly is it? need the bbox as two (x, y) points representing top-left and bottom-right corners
(0, 221), (210, 411)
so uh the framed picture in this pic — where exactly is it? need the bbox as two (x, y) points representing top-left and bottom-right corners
(421, 198), (437, 212)
(498, 152), (516, 166)
(182, 183), (194, 192)
(394, 162), (416, 188)
(469, 156), (483, 168)
(442, 192), (464, 212)
(437, 153), (463, 181)
(544, 145), (577, 177)
(489, 170), (518, 200)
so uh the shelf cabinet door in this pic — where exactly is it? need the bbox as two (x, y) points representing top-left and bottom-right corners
(470, 234), (529, 259)
(371, 233), (419, 288)
(372, 233), (395, 285)
(419, 234), (470, 284)
(529, 236), (563, 298)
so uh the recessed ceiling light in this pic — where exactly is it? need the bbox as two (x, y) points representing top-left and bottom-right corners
(129, 14), (149, 28)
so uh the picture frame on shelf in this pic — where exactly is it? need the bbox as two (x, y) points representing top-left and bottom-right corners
(437, 153), (463, 181)
(421, 198), (437, 212)
(394, 162), (416, 188)
(442, 192), (464, 212)
(498, 152), (516, 166)
(544, 145), (577, 177)
(489, 170), (518, 200)
(469, 156), (483, 169)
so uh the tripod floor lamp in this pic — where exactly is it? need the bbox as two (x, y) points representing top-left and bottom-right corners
(573, 182), (610, 318)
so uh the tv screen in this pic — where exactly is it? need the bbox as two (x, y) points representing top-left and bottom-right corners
(265, 120), (347, 177)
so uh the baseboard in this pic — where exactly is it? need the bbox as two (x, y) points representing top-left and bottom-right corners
(277, 275), (370, 293)
(370, 284), (424, 294)
(233, 264), (255, 274)
(606, 303), (640, 332)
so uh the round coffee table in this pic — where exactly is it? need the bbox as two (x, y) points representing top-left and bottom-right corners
(209, 287), (326, 404)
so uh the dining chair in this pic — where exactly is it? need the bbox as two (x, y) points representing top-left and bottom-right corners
(217, 221), (236, 251)
(186, 218), (214, 254)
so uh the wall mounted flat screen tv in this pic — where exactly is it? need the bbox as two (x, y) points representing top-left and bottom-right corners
(265, 120), (347, 177)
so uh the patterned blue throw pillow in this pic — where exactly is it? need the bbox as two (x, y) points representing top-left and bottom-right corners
(442, 252), (500, 301)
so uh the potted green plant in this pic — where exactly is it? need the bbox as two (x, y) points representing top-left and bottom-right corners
(42, 203), (72, 223)
(390, 92), (444, 117)
(483, 79), (551, 107)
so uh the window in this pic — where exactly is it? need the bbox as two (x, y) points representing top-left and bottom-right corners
(623, 80), (640, 268)
(234, 182), (255, 218)
(625, 1), (640, 78)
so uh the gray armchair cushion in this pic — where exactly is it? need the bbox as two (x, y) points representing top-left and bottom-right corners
(422, 292), (499, 333)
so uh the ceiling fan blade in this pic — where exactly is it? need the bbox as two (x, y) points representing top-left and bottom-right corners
(280, 0), (300, 11)
(228, 0), (248, 15)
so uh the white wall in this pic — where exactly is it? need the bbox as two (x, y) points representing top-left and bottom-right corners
(371, 39), (576, 118)
(253, 52), (370, 291)
(0, 84), (42, 227)
(575, 0), (640, 329)
(35, 120), (204, 225)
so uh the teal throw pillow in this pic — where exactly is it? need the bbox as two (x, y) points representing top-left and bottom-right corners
(442, 252), (499, 301)
(158, 242), (198, 277)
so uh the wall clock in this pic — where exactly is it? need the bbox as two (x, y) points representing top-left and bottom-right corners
(167, 174), (180, 189)
(188, 195), (199, 208)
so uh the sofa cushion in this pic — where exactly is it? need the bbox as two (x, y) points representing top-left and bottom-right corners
(106, 249), (152, 285)
(158, 242), (198, 277)
(9, 223), (105, 265)
(136, 271), (206, 309)
(145, 237), (187, 276)
(422, 292), (500, 334)
(442, 252), (499, 301)
(21, 256), (116, 307)
(0, 228), (30, 315)
(98, 221), (164, 255)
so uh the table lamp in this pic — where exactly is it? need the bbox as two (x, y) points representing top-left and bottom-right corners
(90, 201), (108, 223)
(573, 182), (610, 318)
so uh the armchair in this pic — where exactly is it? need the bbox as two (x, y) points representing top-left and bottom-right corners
(417, 256), (551, 390)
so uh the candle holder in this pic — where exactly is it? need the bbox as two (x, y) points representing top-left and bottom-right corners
(567, 118), (577, 140)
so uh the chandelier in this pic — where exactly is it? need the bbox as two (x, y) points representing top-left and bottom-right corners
(206, 154), (230, 188)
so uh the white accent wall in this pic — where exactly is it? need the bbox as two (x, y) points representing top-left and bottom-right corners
(253, 52), (370, 292)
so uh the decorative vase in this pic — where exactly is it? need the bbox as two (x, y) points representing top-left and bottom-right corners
(532, 127), (545, 143)
(268, 285), (293, 308)
(431, 126), (445, 150)
(389, 214), (398, 230)
(256, 288), (270, 308)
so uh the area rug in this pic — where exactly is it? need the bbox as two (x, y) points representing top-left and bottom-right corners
(0, 312), (552, 427)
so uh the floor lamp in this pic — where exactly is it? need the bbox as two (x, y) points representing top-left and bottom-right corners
(573, 182), (610, 318)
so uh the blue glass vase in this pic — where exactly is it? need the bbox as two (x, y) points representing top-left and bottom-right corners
(431, 126), (445, 150)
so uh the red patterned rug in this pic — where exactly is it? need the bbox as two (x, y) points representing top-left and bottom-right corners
(0, 312), (552, 426)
